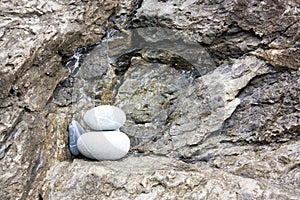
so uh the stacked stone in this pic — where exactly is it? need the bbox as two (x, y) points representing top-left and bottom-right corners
(68, 106), (130, 160)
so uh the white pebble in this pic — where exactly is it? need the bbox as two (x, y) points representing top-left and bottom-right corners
(83, 105), (126, 130)
(77, 131), (130, 160)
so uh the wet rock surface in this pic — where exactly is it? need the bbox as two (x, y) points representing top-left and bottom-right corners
(1, 0), (300, 199)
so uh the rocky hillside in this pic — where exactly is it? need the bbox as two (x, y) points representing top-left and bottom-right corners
(0, 0), (299, 199)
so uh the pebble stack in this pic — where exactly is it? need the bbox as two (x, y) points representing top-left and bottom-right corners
(68, 105), (130, 160)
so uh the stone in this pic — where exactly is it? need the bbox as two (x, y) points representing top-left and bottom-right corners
(41, 156), (300, 199)
(77, 131), (130, 160)
(68, 120), (85, 156)
(222, 69), (300, 143)
(1, 0), (300, 199)
(110, 27), (216, 77)
(111, 55), (269, 154)
(83, 105), (126, 130)
(0, 1), (118, 111)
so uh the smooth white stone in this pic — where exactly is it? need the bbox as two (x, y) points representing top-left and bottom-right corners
(77, 131), (130, 160)
(83, 105), (126, 130)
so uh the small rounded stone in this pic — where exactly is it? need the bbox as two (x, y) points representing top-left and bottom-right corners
(77, 131), (130, 160)
(83, 105), (126, 130)
(68, 120), (86, 156)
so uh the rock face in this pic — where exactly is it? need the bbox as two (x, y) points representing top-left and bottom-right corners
(0, 1), (121, 199)
(42, 156), (299, 199)
(1, 0), (299, 199)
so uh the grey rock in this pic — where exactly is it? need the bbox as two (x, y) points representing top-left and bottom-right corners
(133, 0), (233, 45)
(1, 0), (300, 199)
(0, 142), (8, 160)
(223, 69), (300, 143)
(77, 131), (130, 160)
(110, 27), (216, 77)
(0, 0), (120, 199)
(41, 156), (300, 199)
(68, 120), (85, 156)
(0, 0), (118, 110)
(230, 0), (300, 70)
(114, 56), (269, 156)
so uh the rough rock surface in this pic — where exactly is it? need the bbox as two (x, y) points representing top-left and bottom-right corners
(42, 156), (299, 199)
(0, 0), (120, 199)
(0, 0), (299, 199)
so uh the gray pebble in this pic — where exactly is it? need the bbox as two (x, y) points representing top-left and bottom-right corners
(77, 131), (130, 160)
(68, 120), (85, 156)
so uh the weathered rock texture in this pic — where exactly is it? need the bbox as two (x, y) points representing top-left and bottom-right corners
(0, 1), (121, 199)
(0, 0), (299, 199)
(42, 156), (299, 199)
